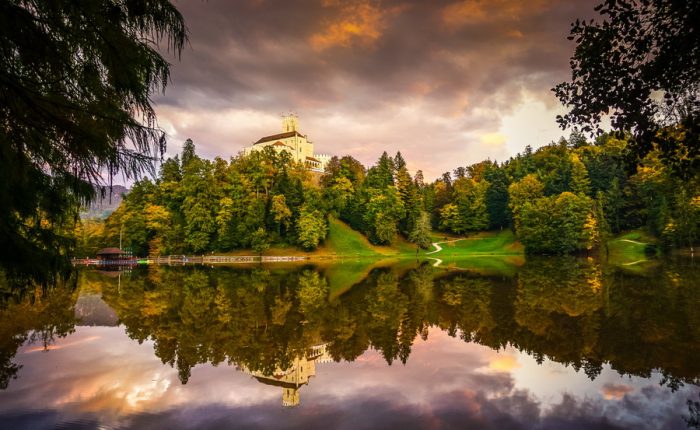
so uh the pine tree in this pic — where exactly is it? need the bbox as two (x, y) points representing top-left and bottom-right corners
(571, 154), (592, 196)
(0, 0), (187, 281)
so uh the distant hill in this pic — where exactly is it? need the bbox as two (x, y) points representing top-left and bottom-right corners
(80, 185), (129, 219)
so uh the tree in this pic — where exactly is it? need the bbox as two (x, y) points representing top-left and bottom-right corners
(181, 148), (218, 253)
(409, 212), (432, 249)
(508, 174), (544, 229)
(594, 191), (612, 255)
(365, 152), (394, 189)
(452, 177), (490, 232)
(517, 192), (598, 254)
(144, 204), (172, 255)
(363, 187), (404, 244)
(570, 154), (591, 196)
(0, 0), (187, 281)
(413, 170), (425, 189)
(325, 176), (354, 216)
(270, 195), (292, 235)
(439, 203), (462, 234)
(250, 228), (270, 257)
(216, 197), (237, 250)
(663, 185), (700, 254)
(394, 151), (406, 170)
(296, 206), (328, 251)
(395, 162), (420, 235)
(554, 0), (699, 174)
(484, 164), (510, 229)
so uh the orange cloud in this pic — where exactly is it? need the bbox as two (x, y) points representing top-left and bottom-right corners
(442, 1), (487, 27)
(487, 354), (521, 372)
(442, 0), (554, 29)
(24, 336), (101, 353)
(480, 132), (507, 147)
(310, 1), (387, 52)
(601, 383), (634, 400)
(506, 29), (524, 38)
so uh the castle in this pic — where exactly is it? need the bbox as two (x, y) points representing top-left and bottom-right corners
(243, 114), (331, 172)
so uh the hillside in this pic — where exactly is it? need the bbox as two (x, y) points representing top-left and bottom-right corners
(80, 185), (129, 219)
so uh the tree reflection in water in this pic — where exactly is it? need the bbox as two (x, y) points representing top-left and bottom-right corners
(1, 257), (699, 410)
(0, 276), (78, 389)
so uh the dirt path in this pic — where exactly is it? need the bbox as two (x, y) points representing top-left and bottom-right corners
(426, 242), (442, 254)
(622, 259), (647, 266)
(426, 239), (464, 255)
(427, 257), (443, 267)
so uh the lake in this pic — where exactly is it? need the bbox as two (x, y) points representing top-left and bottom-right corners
(0, 256), (699, 429)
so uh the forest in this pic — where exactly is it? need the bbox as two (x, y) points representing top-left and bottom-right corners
(76, 130), (699, 257)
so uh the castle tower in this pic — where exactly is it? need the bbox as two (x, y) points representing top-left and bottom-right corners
(282, 387), (301, 407)
(282, 113), (298, 132)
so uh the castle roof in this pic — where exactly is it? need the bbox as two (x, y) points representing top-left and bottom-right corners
(254, 130), (305, 145)
(253, 376), (307, 389)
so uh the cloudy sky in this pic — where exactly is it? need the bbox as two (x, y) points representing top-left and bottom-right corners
(154, 0), (599, 180)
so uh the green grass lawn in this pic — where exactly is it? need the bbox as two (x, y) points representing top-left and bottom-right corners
(431, 230), (523, 256)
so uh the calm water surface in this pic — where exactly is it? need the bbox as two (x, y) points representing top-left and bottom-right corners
(0, 257), (699, 429)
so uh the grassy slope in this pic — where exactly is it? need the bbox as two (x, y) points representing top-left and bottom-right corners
(216, 217), (385, 257)
(321, 217), (383, 257)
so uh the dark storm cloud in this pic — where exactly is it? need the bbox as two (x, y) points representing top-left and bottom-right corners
(9, 385), (693, 430)
(162, 0), (596, 112)
(3, 386), (696, 430)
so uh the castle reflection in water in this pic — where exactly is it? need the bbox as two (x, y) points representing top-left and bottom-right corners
(238, 344), (333, 407)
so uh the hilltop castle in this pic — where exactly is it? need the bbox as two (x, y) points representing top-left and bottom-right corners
(243, 114), (331, 172)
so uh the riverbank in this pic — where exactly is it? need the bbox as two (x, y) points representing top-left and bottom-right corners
(77, 220), (673, 272)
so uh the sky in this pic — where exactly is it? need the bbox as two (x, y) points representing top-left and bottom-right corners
(153, 0), (600, 180)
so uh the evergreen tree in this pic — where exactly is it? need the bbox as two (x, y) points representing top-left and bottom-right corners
(394, 151), (407, 170)
(366, 152), (395, 189)
(570, 154), (592, 196)
(484, 165), (510, 229)
(395, 164), (420, 235)
(0, 0), (187, 281)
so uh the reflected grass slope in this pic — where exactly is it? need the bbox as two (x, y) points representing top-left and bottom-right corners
(608, 230), (659, 273)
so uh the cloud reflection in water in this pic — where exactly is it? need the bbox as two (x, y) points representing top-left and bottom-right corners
(0, 326), (695, 430)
